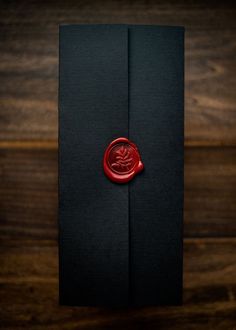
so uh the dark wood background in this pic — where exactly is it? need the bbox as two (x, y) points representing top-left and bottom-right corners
(0, 0), (236, 329)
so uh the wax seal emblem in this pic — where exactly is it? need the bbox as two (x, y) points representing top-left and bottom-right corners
(103, 137), (144, 183)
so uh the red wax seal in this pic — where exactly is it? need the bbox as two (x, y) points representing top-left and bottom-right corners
(103, 137), (144, 183)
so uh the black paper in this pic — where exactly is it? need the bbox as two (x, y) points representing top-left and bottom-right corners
(59, 24), (184, 306)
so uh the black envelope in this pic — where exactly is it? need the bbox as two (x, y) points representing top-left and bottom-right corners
(59, 24), (184, 306)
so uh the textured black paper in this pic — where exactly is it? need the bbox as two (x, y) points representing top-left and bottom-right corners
(59, 24), (184, 306)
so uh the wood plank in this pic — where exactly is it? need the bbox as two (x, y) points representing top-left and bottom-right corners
(1, 0), (236, 29)
(0, 1), (236, 145)
(185, 30), (236, 146)
(0, 148), (58, 242)
(0, 147), (236, 241)
(0, 238), (236, 329)
(185, 147), (236, 237)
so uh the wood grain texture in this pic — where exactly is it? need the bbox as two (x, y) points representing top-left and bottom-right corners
(0, 148), (58, 242)
(0, 1), (236, 145)
(0, 147), (235, 244)
(0, 238), (236, 329)
(185, 147), (236, 237)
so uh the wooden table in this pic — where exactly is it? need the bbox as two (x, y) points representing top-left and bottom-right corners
(0, 1), (236, 328)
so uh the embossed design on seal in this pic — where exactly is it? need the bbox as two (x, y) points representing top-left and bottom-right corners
(103, 137), (144, 183)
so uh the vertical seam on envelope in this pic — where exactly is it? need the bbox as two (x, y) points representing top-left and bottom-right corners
(127, 26), (131, 306)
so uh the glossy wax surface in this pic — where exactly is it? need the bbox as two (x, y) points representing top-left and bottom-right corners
(103, 137), (144, 183)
